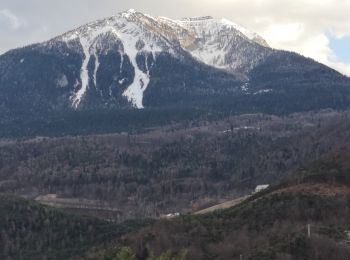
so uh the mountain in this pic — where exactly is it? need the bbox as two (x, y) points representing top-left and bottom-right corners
(0, 9), (350, 137)
(82, 147), (350, 260)
(2, 9), (350, 259)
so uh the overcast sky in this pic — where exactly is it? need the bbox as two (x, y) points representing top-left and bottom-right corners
(1, 0), (349, 75)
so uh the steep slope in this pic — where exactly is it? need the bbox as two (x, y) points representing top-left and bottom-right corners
(247, 51), (350, 113)
(158, 16), (271, 76)
(84, 148), (350, 260)
(0, 10), (243, 116)
(56, 9), (184, 109)
(0, 9), (350, 137)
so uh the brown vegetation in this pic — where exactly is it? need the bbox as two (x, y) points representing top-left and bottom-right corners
(0, 110), (350, 221)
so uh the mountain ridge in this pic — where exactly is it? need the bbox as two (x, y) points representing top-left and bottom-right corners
(0, 9), (350, 138)
(50, 9), (271, 108)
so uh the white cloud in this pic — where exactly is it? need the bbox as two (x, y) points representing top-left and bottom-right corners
(260, 23), (350, 76)
(261, 23), (304, 44)
(211, 0), (350, 76)
(0, 9), (26, 30)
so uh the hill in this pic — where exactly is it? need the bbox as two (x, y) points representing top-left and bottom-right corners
(82, 147), (350, 260)
(0, 194), (152, 260)
(1, 110), (350, 222)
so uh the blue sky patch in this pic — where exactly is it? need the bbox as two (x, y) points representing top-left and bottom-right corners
(329, 35), (350, 63)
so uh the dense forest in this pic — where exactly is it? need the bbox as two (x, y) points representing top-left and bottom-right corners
(82, 147), (350, 259)
(1, 138), (350, 260)
(0, 110), (349, 221)
(0, 194), (153, 260)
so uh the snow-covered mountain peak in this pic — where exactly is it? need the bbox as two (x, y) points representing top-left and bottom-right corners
(123, 8), (137, 14)
(2, 10), (349, 121)
(54, 10), (178, 109)
(119, 8), (146, 21)
(47, 10), (271, 108)
(220, 18), (269, 47)
(159, 15), (270, 74)
(176, 16), (268, 48)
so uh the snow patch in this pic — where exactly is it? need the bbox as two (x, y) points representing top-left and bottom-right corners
(122, 9), (137, 19)
(220, 18), (256, 41)
(119, 52), (124, 74)
(171, 16), (268, 72)
(241, 83), (249, 92)
(118, 78), (126, 84)
(253, 89), (273, 95)
(93, 46), (100, 87)
(119, 23), (160, 108)
(190, 42), (227, 69)
(175, 18), (247, 70)
(71, 37), (91, 108)
(61, 31), (79, 42)
(70, 26), (120, 108)
(63, 12), (168, 109)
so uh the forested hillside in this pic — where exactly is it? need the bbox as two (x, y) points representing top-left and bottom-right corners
(0, 194), (152, 260)
(0, 110), (349, 221)
(83, 147), (350, 260)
